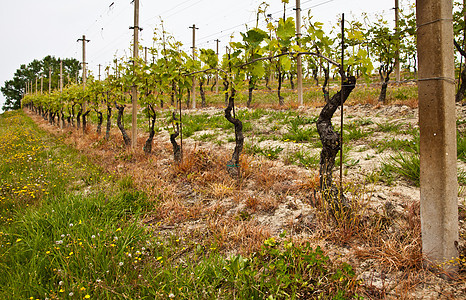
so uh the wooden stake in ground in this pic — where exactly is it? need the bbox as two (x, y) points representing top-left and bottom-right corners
(416, 0), (459, 273)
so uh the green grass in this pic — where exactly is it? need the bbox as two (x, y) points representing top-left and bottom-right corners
(0, 110), (360, 299)
(245, 143), (284, 160)
(458, 132), (466, 162)
(375, 122), (402, 133)
(285, 149), (320, 168)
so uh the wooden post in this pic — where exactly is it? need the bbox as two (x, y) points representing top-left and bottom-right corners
(416, 0), (459, 273)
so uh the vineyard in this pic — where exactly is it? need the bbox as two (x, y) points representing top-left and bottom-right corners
(2, 0), (466, 299)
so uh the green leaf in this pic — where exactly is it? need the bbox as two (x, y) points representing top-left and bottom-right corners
(277, 17), (295, 41)
(251, 63), (265, 78)
(242, 28), (269, 46)
(280, 56), (292, 71)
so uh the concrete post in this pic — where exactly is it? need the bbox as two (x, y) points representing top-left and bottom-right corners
(295, 0), (303, 105)
(60, 59), (63, 92)
(131, 0), (140, 149)
(190, 24), (198, 109)
(215, 39), (220, 94)
(395, 0), (400, 82)
(416, 0), (459, 273)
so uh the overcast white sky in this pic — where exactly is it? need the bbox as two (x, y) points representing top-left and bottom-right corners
(0, 0), (398, 112)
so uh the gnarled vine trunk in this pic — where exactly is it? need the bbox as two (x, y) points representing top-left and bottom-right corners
(289, 72), (295, 90)
(96, 109), (103, 135)
(378, 66), (393, 104)
(223, 78), (229, 107)
(106, 105), (112, 140)
(76, 108), (82, 130)
(322, 66), (330, 103)
(200, 78), (206, 107)
(82, 110), (90, 134)
(170, 112), (182, 164)
(225, 89), (243, 179)
(317, 76), (356, 209)
(143, 105), (156, 154)
(115, 102), (131, 146)
(457, 68), (466, 102)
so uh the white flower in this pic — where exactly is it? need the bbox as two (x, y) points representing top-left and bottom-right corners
(61, 234), (65, 238)
(59, 281), (64, 286)
(169, 293), (175, 298)
(96, 279), (102, 283)
(118, 262), (124, 266)
(55, 240), (63, 245)
(68, 292), (74, 296)
(91, 235), (96, 239)
(69, 223), (73, 227)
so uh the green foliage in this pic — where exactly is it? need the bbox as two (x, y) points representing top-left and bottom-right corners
(283, 117), (318, 143)
(2, 56), (81, 111)
(285, 150), (320, 168)
(458, 131), (466, 162)
(245, 143), (283, 160)
(219, 237), (358, 299)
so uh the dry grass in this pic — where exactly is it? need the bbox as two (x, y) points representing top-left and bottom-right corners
(25, 106), (466, 299)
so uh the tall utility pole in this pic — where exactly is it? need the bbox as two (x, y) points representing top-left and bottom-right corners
(190, 24), (199, 109)
(40, 76), (43, 94)
(77, 35), (90, 88)
(416, 0), (458, 274)
(130, 0), (141, 149)
(394, 0), (400, 82)
(78, 35), (90, 133)
(35, 77), (38, 95)
(295, 0), (303, 105)
(49, 68), (52, 93)
(144, 47), (148, 64)
(215, 39), (220, 94)
(60, 59), (63, 92)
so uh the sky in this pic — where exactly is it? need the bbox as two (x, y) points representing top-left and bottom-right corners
(0, 0), (398, 113)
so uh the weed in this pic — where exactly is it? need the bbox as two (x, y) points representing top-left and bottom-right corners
(381, 151), (420, 186)
(285, 149), (320, 168)
(344, 127), (371, 141)
(458, 132), (466, 162)
(376, 122), (402, 133)
(244, 143), (283, 160)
